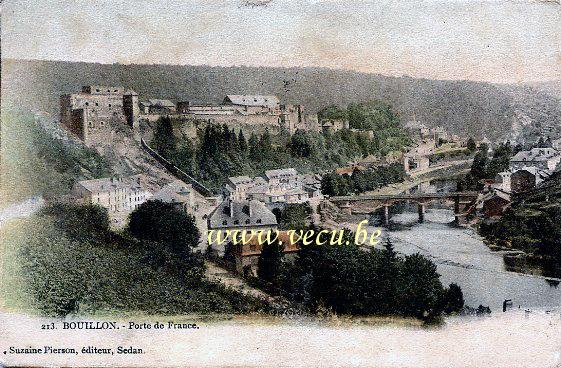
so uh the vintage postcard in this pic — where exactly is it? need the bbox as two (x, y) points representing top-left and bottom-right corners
(1, 0), (561, 367)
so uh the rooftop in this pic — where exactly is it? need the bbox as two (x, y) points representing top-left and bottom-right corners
(224, 95), (280, 108)
(511, 148), (560, 162)
(208, 199), (277, 229)
(147, 99), (176, 108)
(264, 168), (298, 179)
(77, 174), (146, 193)
(228, 175), (254, 186)
(152, 180), (193, 204)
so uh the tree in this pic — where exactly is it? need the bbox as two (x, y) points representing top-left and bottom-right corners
(278, 203), (312, 230)
(399, 253), (445, 319)
(469, 147), (488, 180)
(321, 172), (350, 196)
(289, 130), (314, 157)
(443, 283), (464, 314)
(248, 132), (259, 160)
(318, 105), (348, 121)
(41, 202), (110, 242)
(372, 240), (402, 314)
(223, 241), (237, 268)
(466, 137), (477, 152)
(238, 130), (248, 152)
(153, 116), (176, 157)
(259, 129), (273, 157)
(128, 200), (200, 259)
(257, 241), (285, 286)
(486, 142), (512, 178)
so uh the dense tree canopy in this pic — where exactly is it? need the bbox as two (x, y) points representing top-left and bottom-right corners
(128, 200), (200, 258)
(321, 164), (406, 196)
(151, 100), (411, 193)
(272, 232), (463, 320)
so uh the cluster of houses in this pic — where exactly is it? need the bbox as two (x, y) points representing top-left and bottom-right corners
(71, 166), (322, 275)
(403, 120), (465, 148)
(480, 147), (561, 217)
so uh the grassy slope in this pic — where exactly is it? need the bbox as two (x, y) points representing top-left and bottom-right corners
(0, 218), (35, 312)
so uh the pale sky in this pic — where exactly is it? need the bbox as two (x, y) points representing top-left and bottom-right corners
(2, 0), (560, 83)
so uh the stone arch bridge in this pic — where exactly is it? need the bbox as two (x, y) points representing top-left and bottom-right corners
(328, 192), (478, 225)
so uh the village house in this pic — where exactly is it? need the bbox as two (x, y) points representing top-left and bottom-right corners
(223, 168), (316, 205)
(60, 86), (139, 144)
(509, 147), (561, 171)
(320, 118), (349, 133)
(480, 190), (511, 218)
(335, 165), (367, 176)
(493, 147), (561, 194)
(72, 174), (152, 226)
(492, 171), (512, 193)
(510, 167), (552, 193)
(207, 198), (278, 255)
(233, 231), (300, 276)
(207, 198), (278, 233)
(152, 180), (198, 214)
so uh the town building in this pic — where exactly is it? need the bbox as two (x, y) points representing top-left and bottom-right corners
(207, 198), (278, 235)
(72, 174), (152, 225)
(223, 168), (316, 205)
(233, 231), (300, 276)
(152, 180), (198, 214)
(60, 86), (139, 144)
(320, 119), (349, 133)
(510, 167), (551, 193)
(509, 148), (561, 171)
(225, 176), (257, 201)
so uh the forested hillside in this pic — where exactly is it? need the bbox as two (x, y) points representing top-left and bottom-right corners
(3, 58), (560, 142)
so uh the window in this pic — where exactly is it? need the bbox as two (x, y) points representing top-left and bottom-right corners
(222, 220), (227, 226)
(245, 219), (250, 224)
(234, 220), (239, 225)
(96, 89), (100, 93)
(85, 102), (89, 106)
(95, 102), (99, 106)
(108, 104), (112, 107)
(256, 219), (262, 224)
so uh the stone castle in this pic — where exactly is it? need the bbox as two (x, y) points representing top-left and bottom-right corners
(60, 86), (322, 145)
(60, 86), (139, 144)
(174, 95), (318, 134)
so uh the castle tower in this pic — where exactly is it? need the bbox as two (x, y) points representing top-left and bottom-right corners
(123, 90), (140, 129)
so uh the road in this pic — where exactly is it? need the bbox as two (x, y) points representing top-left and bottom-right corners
(365, 159), (472, 196)
(0, 196), (44, 227)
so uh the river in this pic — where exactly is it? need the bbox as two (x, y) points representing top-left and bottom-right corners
(379, 209), (561, 312)
(367, 179), (561, 313)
